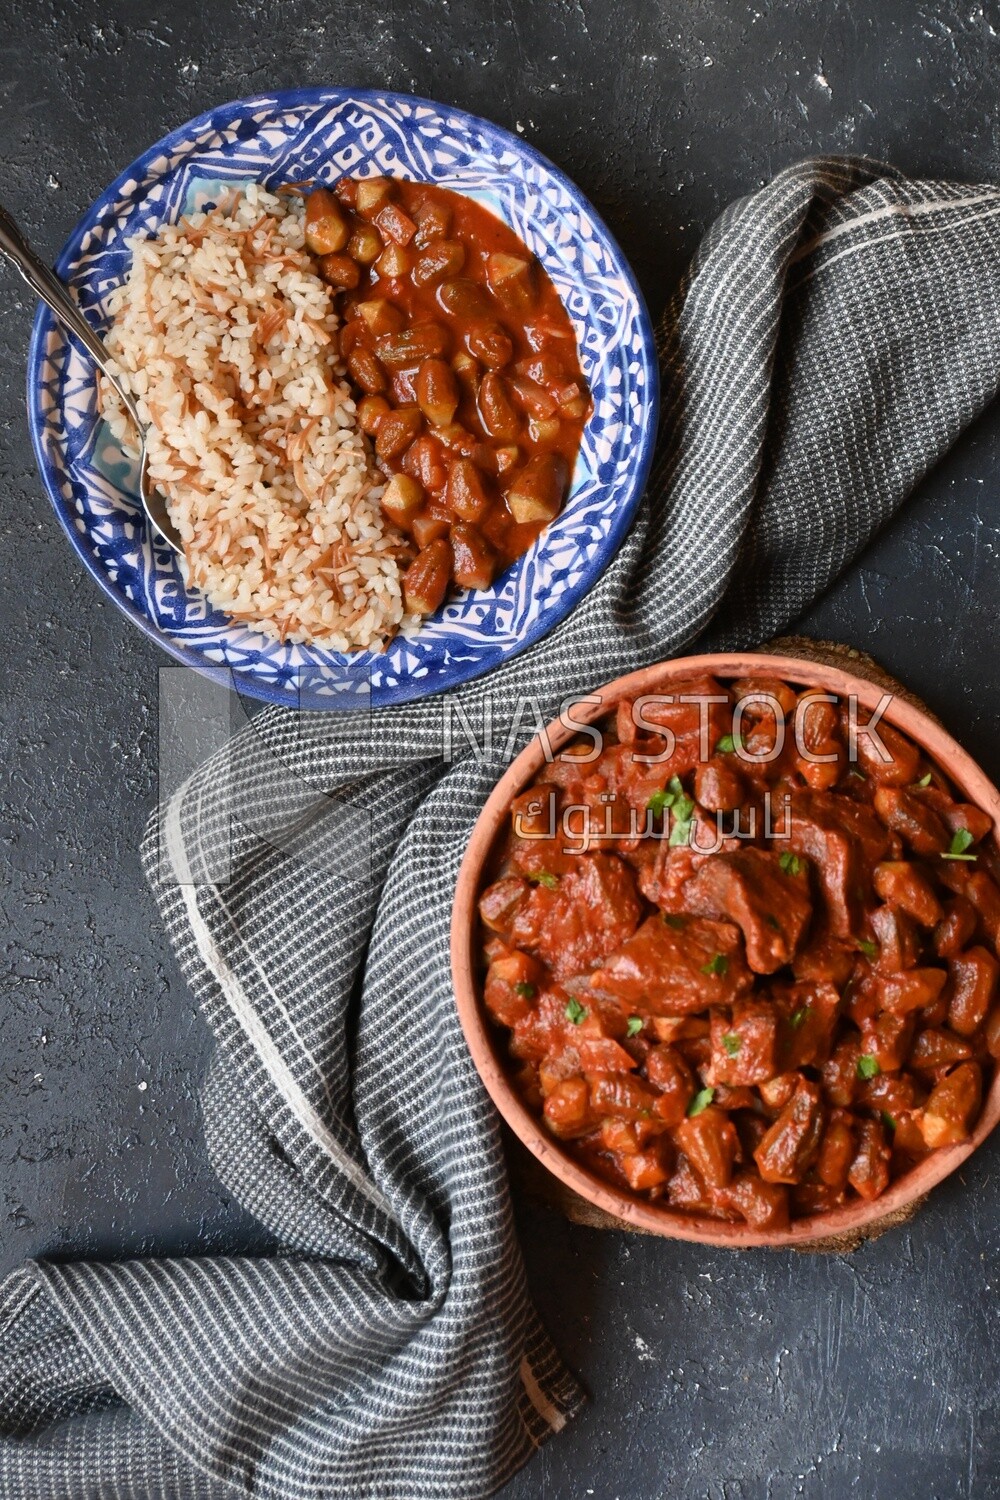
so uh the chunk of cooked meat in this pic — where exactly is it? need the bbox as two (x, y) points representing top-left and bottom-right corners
(694, 756), (746, 812)
(635, 842), (701, 911)
(877, 967), (948, 1015)
(724, 1171), (790, 1231)
(953, 870), (1000, 949)
(852, 719), (921, 786)
(753, 1078), (825, 1184)
(815, 1111), (855, 1190)
(673, 1106), (739, 1189)
(508, 853), (642, 979)
(645, 1045), (696, 1125)
(680, 847), (813, 973)
(627, 675), (731, 778)
(667, 1154), (739, 1220)
(870, 904), (921, 972)
(921, 1062), (982, 1147)
(909, 1028), (974, 1074)
(933, 896), (978, 959)
(589, 1073), (661, 1121)
(873, 788), (950, 856)
(589, 913), (752, 1013)
(791, 931), (857, 986)
(508, 786), (577, 879)
(776, 980), (842, 1069)
(872, 861), (944, 927)
(542, 1077), (591, 1139)
(847, 1118), (892, 1200)
(948, 946), (999, 1036)
(483, 946), (544, 1028)
(786, 790), (889, 938)
(859, 1010), (915, 1072)
(478, 874), (529, 940)
(708, 997), (779, 1085)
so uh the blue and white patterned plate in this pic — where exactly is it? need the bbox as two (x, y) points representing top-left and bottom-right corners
(26, 90), (658, 709)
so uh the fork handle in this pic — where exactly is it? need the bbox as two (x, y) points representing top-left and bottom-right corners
(0, 199), (141, 425)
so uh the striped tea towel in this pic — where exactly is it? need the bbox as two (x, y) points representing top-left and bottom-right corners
(4, 156), (1000, 1500)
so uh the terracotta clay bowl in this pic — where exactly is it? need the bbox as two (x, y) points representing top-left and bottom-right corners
(450, 650), (1000, 1248)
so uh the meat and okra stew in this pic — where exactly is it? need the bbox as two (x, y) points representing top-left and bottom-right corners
(477, 675), (999, 1231)
(301, 177), (592, 615)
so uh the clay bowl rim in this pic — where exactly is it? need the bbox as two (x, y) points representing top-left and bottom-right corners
(450, 650), (1000, 1248)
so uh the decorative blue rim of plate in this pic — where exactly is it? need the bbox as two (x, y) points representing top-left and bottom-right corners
(26, 89), (659, 710)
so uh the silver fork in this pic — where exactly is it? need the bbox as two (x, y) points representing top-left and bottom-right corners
(0, 199), (182, 554)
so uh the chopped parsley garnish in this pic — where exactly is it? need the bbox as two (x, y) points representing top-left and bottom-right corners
(667, 773), (691, 802)
(848, 767), (867, 781)
(779, 852), (803, 877)
(565, 997), (587, 1025)
(626, 1015), (643, 1037)
(716, 732), (742, 754)
(880, 1111), (897, 1135)
(856, 938), (879, 961)
(789, 1006), (811, 1029)
(916, 772), (933, 788)
(528, 870), (559, 889)
(514, 982), (536, 1000)
(687, 1087), (715, 1117)
(857, 1054), (880, 1081)
(663, 913), (686, 931)
(666, 775), (696, 847)
(941, 828), (977, 862)
(647, 773), (689, 817)
(700, 952), (729, 977)
(721, 1033), (741, 1056)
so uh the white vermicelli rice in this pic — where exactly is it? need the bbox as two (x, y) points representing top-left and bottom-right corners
(98, 182), (413, 650)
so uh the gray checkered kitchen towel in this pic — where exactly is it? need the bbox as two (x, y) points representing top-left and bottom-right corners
(4, 155), (1000, 1499)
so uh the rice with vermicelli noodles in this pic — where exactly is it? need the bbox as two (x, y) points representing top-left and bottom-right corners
(98, 182), (413, 649)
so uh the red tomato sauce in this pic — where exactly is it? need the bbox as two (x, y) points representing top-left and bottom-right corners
(303, 177), (592, 616)
(477, 676), (998, 1229)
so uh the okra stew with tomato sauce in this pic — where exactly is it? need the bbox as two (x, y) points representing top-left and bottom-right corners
(301, 177), (592, 615)
(477, 676), (1000, 1231)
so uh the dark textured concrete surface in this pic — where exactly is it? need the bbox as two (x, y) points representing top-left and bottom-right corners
(2, 2), (1000, 1497)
